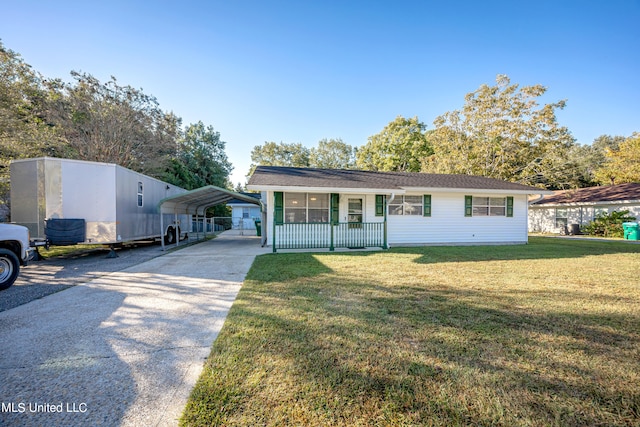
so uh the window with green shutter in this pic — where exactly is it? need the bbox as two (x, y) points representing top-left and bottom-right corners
(506, 196), (514, 217)
(464, 195), (473, 217)
(274, 192), (283, 224)
(375, 195), (385, 217)
(423, 195), (432, 217)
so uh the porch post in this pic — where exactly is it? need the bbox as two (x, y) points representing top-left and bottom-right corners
(383, 196), (389, 249)
(272, 218), (276, 253)
(330, 223), (334, 251)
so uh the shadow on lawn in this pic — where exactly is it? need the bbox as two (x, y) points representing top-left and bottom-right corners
(228, 269), (640, 426)
(306, 236), (640, 265)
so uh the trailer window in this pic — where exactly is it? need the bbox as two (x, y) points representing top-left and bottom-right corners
(137, 182), (143, 207)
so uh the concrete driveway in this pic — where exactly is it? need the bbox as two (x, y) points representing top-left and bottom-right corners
(0, 231), (270, 426)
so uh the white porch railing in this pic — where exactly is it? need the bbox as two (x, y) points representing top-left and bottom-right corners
(273, 222), (386, 252)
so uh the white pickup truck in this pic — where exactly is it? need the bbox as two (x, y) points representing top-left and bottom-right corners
(0, 223), (35, 290)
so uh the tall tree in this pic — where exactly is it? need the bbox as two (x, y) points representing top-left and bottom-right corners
(424, 75), (577, 189)
(594, 132), (640, 184)
(47, 71), (180, 178)
(164, 121), (233, 190)
(567, 135), (626, 188)
(0, 41), (66, 209)
(356, 115), (432, 172)
(249, 141), (310, 175)
(309, 138), (355, 169)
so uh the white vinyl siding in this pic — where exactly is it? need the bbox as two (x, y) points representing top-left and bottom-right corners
(528, 203), (640, 233)
(264, 191), (529, 247)
(388, 193), (528, 245)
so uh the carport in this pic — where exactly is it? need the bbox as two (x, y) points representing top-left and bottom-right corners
(158, 185), (264, 250)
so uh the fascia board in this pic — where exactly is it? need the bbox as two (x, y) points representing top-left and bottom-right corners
(399, 186), (553, 195)
(246, 185), (404, 194)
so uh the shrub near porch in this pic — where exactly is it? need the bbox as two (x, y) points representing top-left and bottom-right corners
(182, 238), (640, 427)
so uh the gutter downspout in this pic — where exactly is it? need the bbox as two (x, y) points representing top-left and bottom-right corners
(259, 200), (267, 247)
(528, 194), (546, 205)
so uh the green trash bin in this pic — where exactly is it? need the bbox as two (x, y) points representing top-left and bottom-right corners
(254, 219), (262, 237)
(623, 222), (639, 240)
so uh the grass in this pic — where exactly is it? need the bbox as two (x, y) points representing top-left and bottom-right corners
(181, 237), (640, 426)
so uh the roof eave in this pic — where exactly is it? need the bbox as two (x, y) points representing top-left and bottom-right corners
(246, 184), (402, 194)
(400, 186), (551, 195)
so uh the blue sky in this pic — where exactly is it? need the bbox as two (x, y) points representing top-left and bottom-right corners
(3, 0), (639, 185)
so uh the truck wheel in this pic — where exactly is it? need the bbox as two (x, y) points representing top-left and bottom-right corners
(164, 227), (176, 245)
(0, 248), (20, 291)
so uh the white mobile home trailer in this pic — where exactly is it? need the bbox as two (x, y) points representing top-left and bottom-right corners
(10, 157), (189, 245)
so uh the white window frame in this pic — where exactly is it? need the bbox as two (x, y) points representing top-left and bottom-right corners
(555, 208), (568, 228)
(389, 195), (423, 216)
(473, 197), (506, 217)
(284, 193), (329, 223)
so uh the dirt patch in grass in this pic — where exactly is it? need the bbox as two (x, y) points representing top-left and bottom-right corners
(182, 237), (640, 426)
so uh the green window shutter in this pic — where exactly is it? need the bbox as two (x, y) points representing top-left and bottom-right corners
(464, 195), (473, 217)
(331, 193), (340, 224)
(274, 192), (284, 224)
(375, 195), (385, 217)
(506, 196), (514, 217)
(423, 195), (432, 217)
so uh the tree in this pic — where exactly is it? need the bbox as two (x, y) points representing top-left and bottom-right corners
(356, 115), (432, 172)
(164, 121), (233, 190)
(47, 71), (180, 178)
(248, 141), (310, 175)
(0, 41), (66, 210)
(567, 135), (626, 188)
(424, 75), (577, 189)
(309, 138), (355, 169)
(594, 132), (640, 184)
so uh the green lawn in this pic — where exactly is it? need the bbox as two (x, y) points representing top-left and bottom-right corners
(181, 237), (640, 426)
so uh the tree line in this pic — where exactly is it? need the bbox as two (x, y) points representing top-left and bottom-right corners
(3, 37), (637, 219)
(0, 41), (232, 216)
(251, 75), (639, 190)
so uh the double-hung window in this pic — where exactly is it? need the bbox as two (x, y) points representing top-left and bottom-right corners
(389, 195), (423, 216)
(555, 208), (568, 228)
(465, 196), (514, 217)
(284, 193), (329, 223)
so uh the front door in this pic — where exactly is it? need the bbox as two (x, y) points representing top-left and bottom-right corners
(348, 198), (363, 226)
(346, 198), (365, 247)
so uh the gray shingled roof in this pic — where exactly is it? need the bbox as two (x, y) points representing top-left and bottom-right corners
(532, 182), (640, 205)
(248, 166), (544, 192)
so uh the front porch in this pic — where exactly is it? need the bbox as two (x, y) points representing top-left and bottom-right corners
(272, 221), (387, 252)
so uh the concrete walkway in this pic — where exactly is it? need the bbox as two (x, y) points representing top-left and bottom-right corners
(0, 231), (270, 426)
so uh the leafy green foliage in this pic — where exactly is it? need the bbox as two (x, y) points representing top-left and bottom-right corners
(165, 121), (233, 190)
(249, 141), (310, 174)
(582, 210), (636, 238)
(0, 41), (67, 207)
(424, 75), (577, 189)
(356, 115), (432, 172)
(1, 41), (234, 219)
(594, 132), (640, 185)
(309, 138), (355, 169)
(249, 139), (357, 175)
(46, 71), (181, 178)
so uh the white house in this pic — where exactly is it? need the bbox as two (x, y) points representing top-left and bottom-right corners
(227, 193), (262, 230)
(247, 166), (550, 252)
(529, 183), (640, 234)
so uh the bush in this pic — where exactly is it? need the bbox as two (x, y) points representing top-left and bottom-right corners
(582, 210), (636, 238)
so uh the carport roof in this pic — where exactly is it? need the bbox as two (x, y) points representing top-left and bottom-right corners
(159, 185), (262, 216)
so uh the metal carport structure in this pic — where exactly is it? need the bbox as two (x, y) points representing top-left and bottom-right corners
(158, 185), (264, 250)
